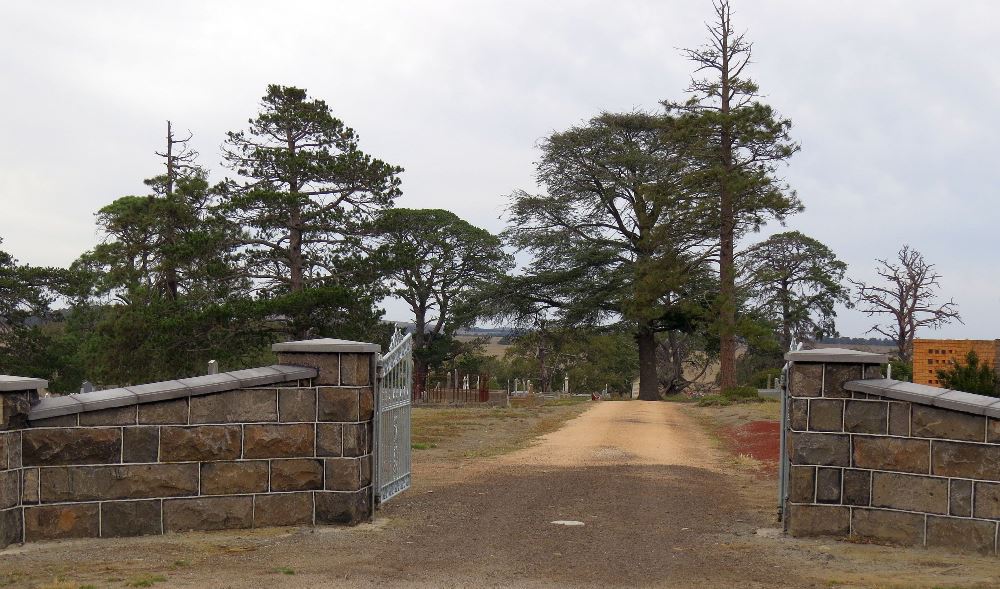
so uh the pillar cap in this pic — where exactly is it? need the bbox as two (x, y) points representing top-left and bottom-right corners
(0, 375), (47, 392)
(784, 347), (888, 364)
(272, 338), (380, 354)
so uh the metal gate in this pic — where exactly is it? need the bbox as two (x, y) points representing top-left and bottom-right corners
(375, 329), (413, 505)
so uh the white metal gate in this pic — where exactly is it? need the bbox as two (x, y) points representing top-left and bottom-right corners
(375, 329), (413, 505)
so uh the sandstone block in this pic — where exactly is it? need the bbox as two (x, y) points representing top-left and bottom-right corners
(279, 388), (317, 423)
(932, 440), (1000, 480)
(788, 432), (850, 467)
(276, 352), (340, 385)
(316, 423), (343, 457)
(974, 481), (1000, 519)
(949, 479), (972, 517)
(22, 428), (121, 466)
(872, 472), (948, 514)
(340, 354), (372, 386)
(79, 405), (137, 426)
(843, 401), (888, 435)
(190, 389), (277, 424)
(888, 402), (910, 436)
(853, 437), (929, 473)
(808, 399), (843, 432)
(29, 414), (77, 427)
(912, 405), (986, 442)
(40, 463), (198, 502)
(253, 492), (313, 527)
(139, 399), (188, 425)
(123, 427), (159, 463)
(270, 459), (323, 492)
(163, 496), (253, 532)
(926, 516), (997, 555)
(0, 506), (22, 548)
(789, 399), (808, 431)
(243, 424), (314, 459)
(790, 363), (822, 397)
(315, 489), (370, 525)
(318, 388), (360, 422)
(0, 433), (6, 469)
(200, 461), (269, 495)
(786, 504), (850, 537)
(101, 500), (162, 538)
(21, 468), (39, 504)
(343, 423), (369, 457)
(816, 467), (842, 503)
(823, 364), (863, 398)
(24, 503), (99, 541)
(159, 426), (241, 462)
(851, 508), (924, 546)
(989, 418), (1000, 443)
(0, 469), (18, 510)
(360, 456), (372, 487)
(359, 388), (374, 421)
(788, 466), (814, 503)
(7, 432), (20, 468)
(326, 458), (361, 491)
(842, 469), (871, 506)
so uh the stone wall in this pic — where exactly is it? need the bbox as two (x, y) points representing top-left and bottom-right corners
(0, 338), (380, 549)
(784, 348), (1000, 556)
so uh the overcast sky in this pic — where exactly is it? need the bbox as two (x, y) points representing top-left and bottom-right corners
(2, 1), (996, 338)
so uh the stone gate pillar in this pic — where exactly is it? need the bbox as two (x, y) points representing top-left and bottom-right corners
(1, 375), (47, 547)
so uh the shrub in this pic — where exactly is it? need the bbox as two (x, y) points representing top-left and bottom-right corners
(722, 385), (759, 400)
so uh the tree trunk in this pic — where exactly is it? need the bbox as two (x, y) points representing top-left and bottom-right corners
(780, 280), (791, 351)
(717, 7), (737, 392)
(637, 324), (659, 401)
(412, 309), (427, 400)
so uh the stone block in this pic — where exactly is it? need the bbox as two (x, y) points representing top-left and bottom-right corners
(8, 432), (20, 468)
(315, 489), (370, 525)
(270, 459), (323, 492)
(275, 352), (340, 385)
(0, 433), (6, 469)
(808, 399), (843, 432)
(189, 389), (277, 424)
(253, 492), (314, 527)
(123, 427), (159, 463)
(789, 399), (808, 431)
(101, 500), (162, 538)
(950, 479), (973, 517)
(932, 440), (1000, 480)
(0, 469), (18, 510)
(864, 364), (884, 379)
(326, 458), (361, 491)
(974, 481), (1000, 520)
(790, 363), (822, 397)
(872, 472), (948, 514)
(926, 516), (997, 555)
(139, 399), (188, 425)
(888, 402), (910, 436)
(79, 405), (137, 426)
(22, 428), (121, 466)
(844, 401), (888, 435)
(159, 426), (241, 462)
(343, 423), (369, 457)
(823, 363), (863, 398)
(786, 504), (850, 537)
(29, 414), (78, 427)
(24, 503), (99, 541)
(360, 456), (372, 487)
(851, 508), (924, 546)
(21, 468), (39, 504)
(243, 424), (314, 459)
(2, 391), (35, 429)
(788, 466), (814, 503)
(359, 388), (374, 421)
(912, 405), (986, 442)
(163, 496), (253, 532)
(340, 354), (371, 386)
(816, 467), (841, 503)
(317, 423), (342, 457)
(279, 388), (316, 423)
(989, 418), (1000, 443)
(318, 388), (360, 422)
(40, 463), (199, 502)
(200, 461), (269, 495)
(0, 506), (22, 547)
(788, 432), (850, 467)
(842, 469), (871, 506)
(853, 437), (929, 474)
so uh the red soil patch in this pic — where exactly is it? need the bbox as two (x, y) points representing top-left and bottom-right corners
(722, 420), (780, 471)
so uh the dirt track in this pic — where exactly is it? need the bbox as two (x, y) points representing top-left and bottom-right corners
(3, 401), (1000, 588)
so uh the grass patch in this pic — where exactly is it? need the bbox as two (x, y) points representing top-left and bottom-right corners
(273, 567), (296, 575)
(125, 574), (167, 587)
(410, 442), (436, 450)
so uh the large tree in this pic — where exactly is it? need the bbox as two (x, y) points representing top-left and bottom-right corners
(221, 85), (402, 339)
(666, 0), (802, 390)
(373, 208), (511, 396)
(851, 245), (961, 364)
(742, 231), (849, 351)
(504, 111), (715, 400)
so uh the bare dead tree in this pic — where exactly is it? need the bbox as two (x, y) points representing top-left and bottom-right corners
(850, 245), (961, 364)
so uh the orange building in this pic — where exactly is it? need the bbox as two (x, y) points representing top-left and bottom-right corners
(912, 339), (1000, 387)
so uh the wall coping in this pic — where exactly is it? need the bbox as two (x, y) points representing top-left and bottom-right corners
(272, 337), (381, 354)
(845, 378), (1000, 418)
(784, 347), (888, 364)
(0, 375), (48, 392)
(27, 364), (318, 421)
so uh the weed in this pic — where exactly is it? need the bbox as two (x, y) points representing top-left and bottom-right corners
(410, 442), (435, 450)
(173, 560), (191, 567)
(274, 567), (296, 575)
(125, 574), (167, 587)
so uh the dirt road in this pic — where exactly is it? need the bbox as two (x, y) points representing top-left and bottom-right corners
(3, 400), (1000, 588)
